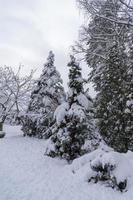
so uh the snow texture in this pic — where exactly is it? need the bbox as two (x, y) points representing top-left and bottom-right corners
(68, 103), (85, 122)
(54, 102), (69, 126)
(77, 93), (90, 110)
(0, 125), (133, 200)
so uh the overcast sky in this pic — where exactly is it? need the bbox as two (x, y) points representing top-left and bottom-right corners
(0, 0), (95, 96)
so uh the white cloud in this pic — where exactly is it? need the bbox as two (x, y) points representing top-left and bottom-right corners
(0, 0), (95, 96)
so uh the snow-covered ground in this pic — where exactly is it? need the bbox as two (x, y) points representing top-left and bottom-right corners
(0, 125), (133, 200)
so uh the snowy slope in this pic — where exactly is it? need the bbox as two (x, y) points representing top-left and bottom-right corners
(0, 125), (133, 200)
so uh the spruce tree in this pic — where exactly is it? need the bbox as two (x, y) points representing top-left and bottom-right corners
(46, 55), (98, 161)
(124, 34), (133, 150)
(96, 43), (133, 152)
(77, 0), (126, 91)
(77, 0), (132, 152)
(22, 51), (65, 138)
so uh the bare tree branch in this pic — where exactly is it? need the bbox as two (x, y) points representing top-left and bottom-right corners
(0, 66), (35, 123)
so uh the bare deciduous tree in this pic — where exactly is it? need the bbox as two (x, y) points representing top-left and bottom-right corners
(0, 66), (34, 130)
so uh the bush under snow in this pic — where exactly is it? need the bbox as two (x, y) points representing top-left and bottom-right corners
(71, 148), (133, 192)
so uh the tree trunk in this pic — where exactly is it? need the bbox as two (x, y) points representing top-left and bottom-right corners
(0, 122), (3, 131)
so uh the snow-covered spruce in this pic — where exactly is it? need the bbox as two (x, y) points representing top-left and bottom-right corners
(22, 51), (65, 138)
(45, 55), (99, 161)
(96, 43), (133, 152)
(76, 0), (133, 152)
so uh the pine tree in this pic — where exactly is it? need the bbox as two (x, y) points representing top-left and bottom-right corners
(46, 55), (98, 161)
(22, 51), (65, 138)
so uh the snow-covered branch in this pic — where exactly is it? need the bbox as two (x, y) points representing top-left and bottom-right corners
(0, 66), (34, 123)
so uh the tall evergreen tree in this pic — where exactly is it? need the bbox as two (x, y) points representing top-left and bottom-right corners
(22, 51), (65, 138)
(46, 55), (99, 161)
(96, 43), (133, 152)
(124, 32), (133, 150)
(77, 0), (127, 90)
(76, 0), (133, 152)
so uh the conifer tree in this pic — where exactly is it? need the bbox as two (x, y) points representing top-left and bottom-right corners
(124, 34), (133, 150)
(96, 42), (133, 152)
(76, 0), (133, 152)
(22, 51), (65, 138)
(46, 56), (98, 161)
(76, 0), (126, 90)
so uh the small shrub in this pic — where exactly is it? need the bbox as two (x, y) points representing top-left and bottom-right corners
(88, 154), (127, 192)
